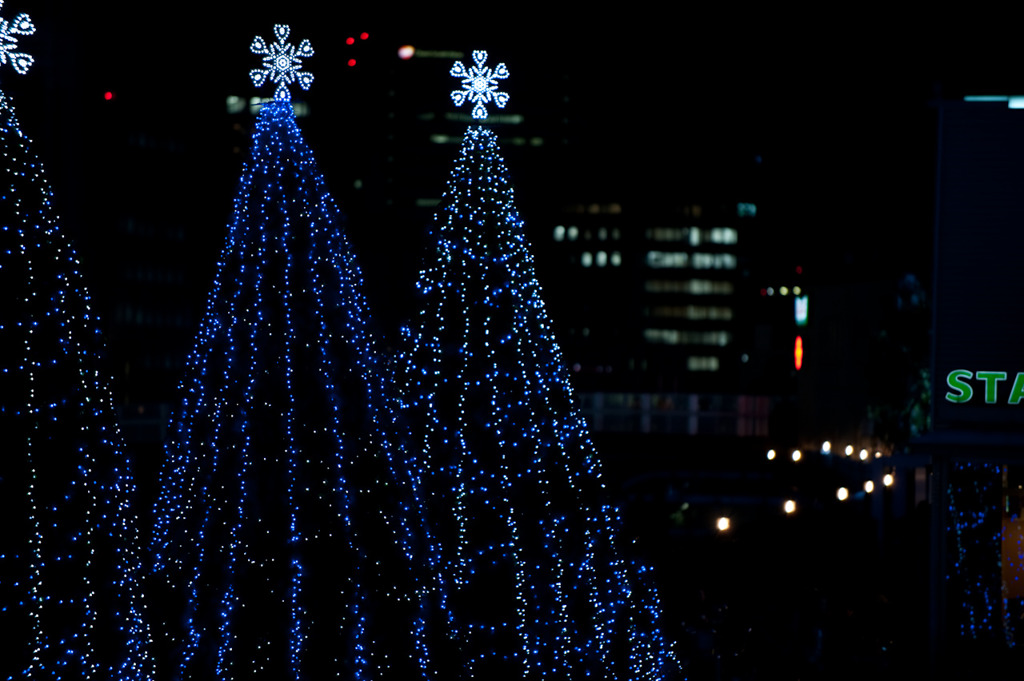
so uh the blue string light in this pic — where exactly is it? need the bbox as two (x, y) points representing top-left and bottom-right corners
(0, 85), (155, 680)
(148, 97), (431, 680)
(399, 107), (679, 676)
(946, 462), (1015, 647)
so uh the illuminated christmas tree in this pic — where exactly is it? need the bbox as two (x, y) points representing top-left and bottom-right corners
(0, 6), (154, 680)
(401, 50), (678, 680)
(148, 25), (427, 681)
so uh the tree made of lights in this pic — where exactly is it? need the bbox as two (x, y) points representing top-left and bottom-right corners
(0, 6), (154, 680)
(946, 462), (1015, 646)
(400, 50), (678, 680)
(148, 25), (426, 681)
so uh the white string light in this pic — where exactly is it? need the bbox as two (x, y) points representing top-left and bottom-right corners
(249, 24), (313, 101)
(450, 50), (509, 120)
(0, 0), (34, 75)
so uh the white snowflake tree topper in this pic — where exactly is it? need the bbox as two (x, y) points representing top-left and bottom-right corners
(250, 24), (313, 101)
(0, 0), (35, 76)
(450, 50), (509, 120)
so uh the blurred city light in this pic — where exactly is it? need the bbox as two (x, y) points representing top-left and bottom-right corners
(398, 45), (415, 60)
(791, 449), (801, 462)
(767, 449), (776, 461)
(717, 517), (730, 532)
(864, 480), (875, 494)
(822, 440), (832, 454)
(883, 473), (894, 487)
(784, 499), (796, 514)
(837, 487), (849, 501)
(844, 445), (854, 456)
(859, 449), (868, 461)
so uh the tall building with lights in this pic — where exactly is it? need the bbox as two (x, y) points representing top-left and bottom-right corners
(541, 196), (787, 438)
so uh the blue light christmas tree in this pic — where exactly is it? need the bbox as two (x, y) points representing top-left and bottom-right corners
(0, 5), (154, 680)
(148, 25), (427, 681)
(400, 50), (678, 680)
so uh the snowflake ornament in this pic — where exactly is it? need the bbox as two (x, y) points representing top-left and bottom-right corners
(450, 50), (509, 120)
(0, 0), (35, 76)
(250, 24), (313, 101)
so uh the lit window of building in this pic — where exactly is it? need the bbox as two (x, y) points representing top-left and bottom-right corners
(644, 279), (734, 295)
(643, 328), (732, 346)
(647, 305), (733, 320)
(687, 356), (720, 371)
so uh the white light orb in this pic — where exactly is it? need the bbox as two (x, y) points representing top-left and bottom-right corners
(864, 480), (875, 494)
(784, 499), (796, 514)
(837, 487), (849, 501)
(822, 440), (832, 454)
(883, 473), (894, 487)
(791, 449), (802, 462)
(716, 517), (730, 532)
(766, 449), (776, 461)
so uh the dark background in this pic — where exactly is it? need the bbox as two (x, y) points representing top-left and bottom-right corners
(7, 2), (1024, 677)
(12, 3), (1002, 299)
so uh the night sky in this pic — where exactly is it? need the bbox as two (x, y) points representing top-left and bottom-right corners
(7, 4), (1022, 327)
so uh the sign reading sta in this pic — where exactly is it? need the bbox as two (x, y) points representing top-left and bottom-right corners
(945, 370), (1024, 405)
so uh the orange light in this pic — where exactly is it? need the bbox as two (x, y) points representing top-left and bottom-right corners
(794, 335), (803, 371)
